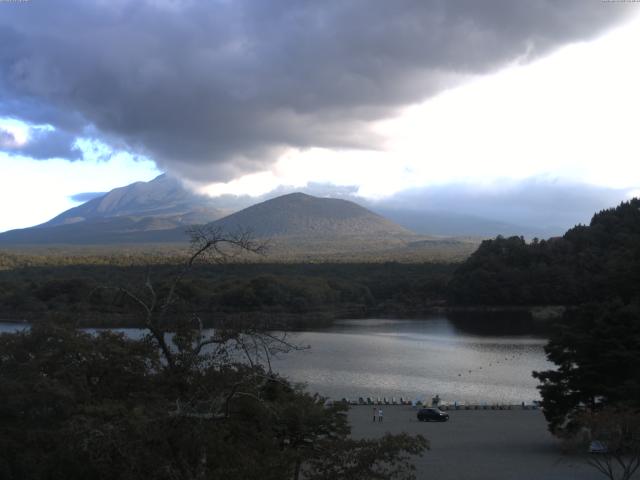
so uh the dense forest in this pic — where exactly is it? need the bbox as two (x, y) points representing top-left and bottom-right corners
(448, 198), (640, 306)
(0, 262), (454, 327)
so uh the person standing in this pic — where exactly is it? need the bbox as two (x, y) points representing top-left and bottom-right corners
(378, 408), (383, 423)
(372, 405), (377, 422)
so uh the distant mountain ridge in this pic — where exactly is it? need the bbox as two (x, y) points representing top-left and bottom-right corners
(0, 178), (413, 245)
(1, 174), (549, 256)
(0, 176), (486, 260)
(371, 208), (561, 238)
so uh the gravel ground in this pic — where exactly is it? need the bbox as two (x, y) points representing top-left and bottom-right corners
(348, 406), (602, 480)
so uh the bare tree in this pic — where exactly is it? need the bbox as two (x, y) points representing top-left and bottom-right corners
(112, 226), (309, 421)
(572, 407), (640, 480)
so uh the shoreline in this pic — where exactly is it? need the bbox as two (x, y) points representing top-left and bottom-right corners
(335, 400), (540, 411)
(0, 304), (566, 330)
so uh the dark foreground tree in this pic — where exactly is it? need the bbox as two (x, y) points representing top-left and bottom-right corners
(533, 300), (640, 479)
(0, 226), (428, 479)
(533, 300), (640, 435)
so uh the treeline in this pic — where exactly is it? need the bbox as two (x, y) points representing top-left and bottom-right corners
(0, 262), (454, 327)
(0, 248), (189, 270)
(448, 198), (640, 306)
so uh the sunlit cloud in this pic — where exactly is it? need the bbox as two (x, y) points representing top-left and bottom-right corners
(380, 14), (640, 192)
(0, 118), (29, 147)
(198, 171), (283, 198)
(202, 15), (640, 200)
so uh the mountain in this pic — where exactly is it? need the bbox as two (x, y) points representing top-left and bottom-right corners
(209, 192), (411, 238)
(0, 217), (193, 245)
(41, 174), (224, 228)
(0, 178), (414, 246)
(0, 178), (483, 260)
(0, 175), (228, 245)
(202, 193), (486, 261)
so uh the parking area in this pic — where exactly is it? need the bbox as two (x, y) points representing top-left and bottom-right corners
(349, 406), (602, 480)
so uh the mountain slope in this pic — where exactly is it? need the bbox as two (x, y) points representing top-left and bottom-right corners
(41, 174), (223, 228)
(0, 217), (191, 245)
(209, 192), (411, 238)
(0, 174), (228, 245)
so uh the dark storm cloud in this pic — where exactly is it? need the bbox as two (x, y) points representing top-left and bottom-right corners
(0, 125), (82, 160)
(0, 0), (633, 180)
(22, 128), (82, 160)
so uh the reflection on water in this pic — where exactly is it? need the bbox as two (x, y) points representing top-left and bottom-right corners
(0, 316), (551, 404)
(271, 317), (551, 404)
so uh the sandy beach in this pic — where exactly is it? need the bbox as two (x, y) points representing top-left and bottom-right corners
(348, 406), (602, 480)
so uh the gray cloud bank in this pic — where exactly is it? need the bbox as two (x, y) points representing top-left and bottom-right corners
(0, 1), (634, 180)
(0, 126), (82, 160)
(366, 179), (633, 237)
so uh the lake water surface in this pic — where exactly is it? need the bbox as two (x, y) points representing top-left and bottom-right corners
(271, 317), (551, 404)
(0, 316), (551, 404)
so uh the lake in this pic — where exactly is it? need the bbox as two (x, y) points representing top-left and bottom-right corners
(0, 316), (551, 404)
(271, 317), (551, 404)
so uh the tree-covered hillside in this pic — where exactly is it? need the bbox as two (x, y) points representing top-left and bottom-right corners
(448, 198), (640, 306)
(0, 262), (453, 327)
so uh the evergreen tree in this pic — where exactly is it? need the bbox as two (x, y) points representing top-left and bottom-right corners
(533, 301), (640, 434)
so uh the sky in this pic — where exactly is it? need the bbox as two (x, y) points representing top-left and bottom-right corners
(1, 1), (639, 233)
